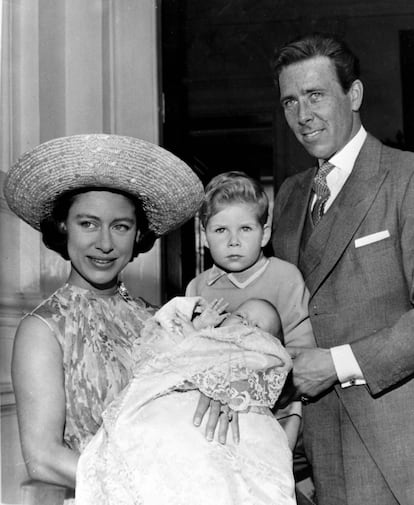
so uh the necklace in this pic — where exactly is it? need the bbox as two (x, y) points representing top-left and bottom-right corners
(117, 282), (134, 303)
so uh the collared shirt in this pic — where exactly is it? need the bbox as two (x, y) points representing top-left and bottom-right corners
(316, 126), (367, 387)
(207, 255), (270, 289)
(311, 126), (367, 212)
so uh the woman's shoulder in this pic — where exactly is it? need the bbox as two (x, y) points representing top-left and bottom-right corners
(28, 284), (79, 320)
(22, 284), (79, 346)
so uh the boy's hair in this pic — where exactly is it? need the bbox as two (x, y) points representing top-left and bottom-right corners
(200, 171), (269, 227)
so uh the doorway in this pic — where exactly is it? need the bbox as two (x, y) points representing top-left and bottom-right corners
(160, 0), (277, 299)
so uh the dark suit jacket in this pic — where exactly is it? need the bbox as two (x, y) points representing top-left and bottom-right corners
(272, 134), (414, 504)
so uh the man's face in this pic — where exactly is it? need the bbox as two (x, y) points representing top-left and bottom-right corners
(278, 56), (362, 159)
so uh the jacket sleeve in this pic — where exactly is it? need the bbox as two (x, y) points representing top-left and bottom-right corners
(351, 168), (414, 395)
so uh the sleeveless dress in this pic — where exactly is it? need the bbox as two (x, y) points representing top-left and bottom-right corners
(28, 283), (154, 453)
(76, 297), (297, 505)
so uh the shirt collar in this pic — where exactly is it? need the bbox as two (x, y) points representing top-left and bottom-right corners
(320, 126), (367, 174)
(207, 255), (269, 289)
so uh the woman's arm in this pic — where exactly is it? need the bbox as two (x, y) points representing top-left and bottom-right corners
(12, 315), (79, 488)
(275, 401), (302, 451)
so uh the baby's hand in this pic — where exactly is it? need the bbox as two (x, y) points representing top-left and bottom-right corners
(193, 298), (229, 330)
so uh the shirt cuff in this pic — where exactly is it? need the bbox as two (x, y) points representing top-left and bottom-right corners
(330, 344), (366, 388)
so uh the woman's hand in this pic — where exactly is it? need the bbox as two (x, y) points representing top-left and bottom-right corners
(193, 392), (239, 444)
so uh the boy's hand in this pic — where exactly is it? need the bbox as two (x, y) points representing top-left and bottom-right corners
(193, 392), (240, 444)
(193, 298), (229, 330)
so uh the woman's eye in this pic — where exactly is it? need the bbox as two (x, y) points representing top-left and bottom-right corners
(80, 221), (95, 229)
(114, 224), (130, 232)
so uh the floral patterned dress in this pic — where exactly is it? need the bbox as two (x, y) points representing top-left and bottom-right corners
(28, 283), (154, 453)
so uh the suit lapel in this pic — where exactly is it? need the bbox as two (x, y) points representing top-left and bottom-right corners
(302, 135), (388, 296)
(273, 168), (316, 265)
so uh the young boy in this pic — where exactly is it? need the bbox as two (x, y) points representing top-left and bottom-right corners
(186, 171), (316, 448)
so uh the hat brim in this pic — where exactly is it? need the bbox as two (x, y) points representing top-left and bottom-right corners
(4, 134), (204, 236)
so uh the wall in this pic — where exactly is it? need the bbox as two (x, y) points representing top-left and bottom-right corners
(175, 0), (414, 187)
(0, 0), (160, 502)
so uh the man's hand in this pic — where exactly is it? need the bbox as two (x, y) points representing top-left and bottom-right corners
(287, 347), (338, 398)
(193, 392), (239, 444)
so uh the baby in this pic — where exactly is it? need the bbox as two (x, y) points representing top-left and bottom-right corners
(221, 298), (283, 335)
(76, 297), (296, 505)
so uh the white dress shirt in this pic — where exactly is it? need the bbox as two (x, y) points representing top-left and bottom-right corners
(315, 126), (367, 388)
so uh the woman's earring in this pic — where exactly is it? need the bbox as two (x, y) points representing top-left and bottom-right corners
(59, 222), (67, 233)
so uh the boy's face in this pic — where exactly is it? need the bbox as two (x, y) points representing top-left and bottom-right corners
(203, 203), (270, 273)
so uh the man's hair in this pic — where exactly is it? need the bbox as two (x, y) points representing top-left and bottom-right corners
(200, 171), (269, 227)
(273, 32), (360, 93)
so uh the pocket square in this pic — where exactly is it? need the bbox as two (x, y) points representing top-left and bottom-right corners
(354, 230), (390, 248)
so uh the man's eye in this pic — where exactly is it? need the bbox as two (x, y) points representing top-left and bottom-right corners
(282, 98), (296, 110)
(310, 92), (323, 102)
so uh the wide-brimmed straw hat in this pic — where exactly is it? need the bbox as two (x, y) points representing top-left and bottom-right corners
(4, 134), (204, 236)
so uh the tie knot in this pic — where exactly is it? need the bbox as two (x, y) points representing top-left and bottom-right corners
(319, 160), (335, 176)
(312, 161), (335, 198)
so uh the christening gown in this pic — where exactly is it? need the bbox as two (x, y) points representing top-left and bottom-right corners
(76, 297), (297, 505)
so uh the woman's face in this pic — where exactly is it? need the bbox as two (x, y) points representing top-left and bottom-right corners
(66, 191), (139, 293)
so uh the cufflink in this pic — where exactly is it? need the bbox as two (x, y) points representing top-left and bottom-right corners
(341, 378), (366, 388)
(301, 395), (310, 405)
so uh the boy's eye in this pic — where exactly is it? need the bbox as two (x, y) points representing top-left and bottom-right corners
(214, 227), (226, 233)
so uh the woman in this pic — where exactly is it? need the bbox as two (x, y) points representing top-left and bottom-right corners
(3, 134), (204, 492)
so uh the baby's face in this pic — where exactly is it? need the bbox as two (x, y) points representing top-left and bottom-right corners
(222, 300), (281, 335)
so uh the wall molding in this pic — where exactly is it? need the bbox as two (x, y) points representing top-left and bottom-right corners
(1, 381), (15, 410)
(187, 1), (414, 24)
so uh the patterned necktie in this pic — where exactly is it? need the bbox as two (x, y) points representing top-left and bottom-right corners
(311, 160), (335, 226)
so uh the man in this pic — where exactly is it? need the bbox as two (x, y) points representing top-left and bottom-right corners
(271, 33), (414, 505)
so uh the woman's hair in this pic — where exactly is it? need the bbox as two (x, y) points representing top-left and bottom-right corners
(40, 188), (156, 260)
(273, 32), (360, 93)
(200, 171), (269, 227)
